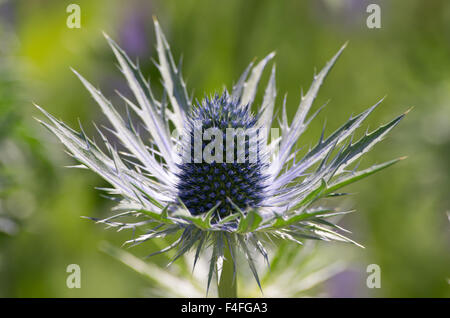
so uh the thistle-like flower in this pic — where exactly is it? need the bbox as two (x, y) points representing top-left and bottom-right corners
(36, 19), (405, 295)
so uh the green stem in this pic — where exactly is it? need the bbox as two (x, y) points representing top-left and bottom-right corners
(218, 239), (237, 298)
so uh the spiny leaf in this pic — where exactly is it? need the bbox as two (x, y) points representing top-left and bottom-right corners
(104, 32), (175, 168)
(240, 52), (275, 107)
(206, 237), (219, 296)
(232, 60), (254, 100)
(249, 234), (270, 268)
(272, 207), (337, 228)
(168, 228), (202, 265)
(238, 234), (263, 292)
(326, 157), (406, 194)
(257, 64), (277, 130)
(275, 43), (347, 176)
(192, 232), (207, 272)
(228, 199), (263, 233)
(288, 179), (327, 212)
(153, 18), (190, 128)
(332, 113), (406, 174)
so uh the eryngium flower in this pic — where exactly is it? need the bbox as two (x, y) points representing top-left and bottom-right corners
(36, 19), (406, 292)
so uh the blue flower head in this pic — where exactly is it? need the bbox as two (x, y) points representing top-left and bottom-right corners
(177, 92), (268, 217)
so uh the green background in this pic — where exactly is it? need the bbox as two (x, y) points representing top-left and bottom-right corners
(0, 0), (449, 297)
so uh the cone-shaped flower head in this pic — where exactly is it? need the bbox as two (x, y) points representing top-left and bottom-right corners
(177, 92), (268, 217)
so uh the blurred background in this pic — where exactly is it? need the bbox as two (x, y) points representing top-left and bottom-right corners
(0, 0), (449, 297)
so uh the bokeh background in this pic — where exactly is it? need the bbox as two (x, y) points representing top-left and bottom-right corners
(0, 0), (449, 297)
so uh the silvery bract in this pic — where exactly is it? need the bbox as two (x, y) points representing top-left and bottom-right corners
(36, 18), (405, 292)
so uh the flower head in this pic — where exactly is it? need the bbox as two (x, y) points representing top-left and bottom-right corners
(36, 19), (405, 292)
(177, 92), (268, 217)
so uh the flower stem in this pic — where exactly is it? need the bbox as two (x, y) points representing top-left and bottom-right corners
(218, 240), (237, 298)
